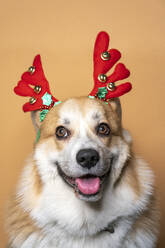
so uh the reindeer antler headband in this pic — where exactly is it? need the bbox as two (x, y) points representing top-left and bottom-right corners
(14, 31), (132, 122)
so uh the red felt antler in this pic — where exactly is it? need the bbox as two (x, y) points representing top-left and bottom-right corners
(14, 55), (59, 112)
(89, 31), (132, 100)
(14, 32), (132, 115)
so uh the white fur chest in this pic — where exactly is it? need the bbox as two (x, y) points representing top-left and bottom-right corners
(22, 222), (131, 248)
(17, 157), (156, 248)
(27, 178), (138, 248)
(16, 160), (157, 248)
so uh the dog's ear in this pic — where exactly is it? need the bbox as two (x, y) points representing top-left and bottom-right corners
(31, 111), (42, 132)
(110, 98), (122, 122)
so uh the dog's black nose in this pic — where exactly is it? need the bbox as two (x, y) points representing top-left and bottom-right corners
(76, 149), (100, 169)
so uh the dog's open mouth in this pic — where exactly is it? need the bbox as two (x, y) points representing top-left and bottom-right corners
(57, 166), (110, 197)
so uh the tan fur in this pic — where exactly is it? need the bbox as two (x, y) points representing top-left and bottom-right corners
(5, 161), (43, 245)
(32, 162), (43, 195)
(5, 193), (41, 246)
(38, 103), (68, 151)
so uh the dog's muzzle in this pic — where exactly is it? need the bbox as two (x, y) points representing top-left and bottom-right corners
(57, 149), (112, 198)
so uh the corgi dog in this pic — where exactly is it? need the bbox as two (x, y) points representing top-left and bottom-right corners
(5, 97), (159, 248)
(5, 32), (159, 247)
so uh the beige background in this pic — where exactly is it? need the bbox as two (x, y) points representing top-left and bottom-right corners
(0, 0), (164, 246)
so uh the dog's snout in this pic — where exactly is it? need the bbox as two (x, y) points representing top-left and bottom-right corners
(76, 149), (100, 169)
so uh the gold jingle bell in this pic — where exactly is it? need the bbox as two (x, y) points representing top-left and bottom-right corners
(34, 85), (41, 94)
(98, 74), (107, 83)
(29, 97), (37, 104)
(101, 51), (110, 61)
(107, 82), (116, 91)
(28, 66), (35, 74)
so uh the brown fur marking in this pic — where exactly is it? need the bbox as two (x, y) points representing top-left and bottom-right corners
(5, 194), (41, 246)
(32, 162), (42, 195)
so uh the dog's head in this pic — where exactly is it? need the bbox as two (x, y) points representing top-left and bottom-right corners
(33, 96), (130, 202)
(14, 32), (132, 203)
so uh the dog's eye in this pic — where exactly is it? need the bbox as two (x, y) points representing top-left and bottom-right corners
(56, 126), (70, 139)
(96, 123), (110, 136)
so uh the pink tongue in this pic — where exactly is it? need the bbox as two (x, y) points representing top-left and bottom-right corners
(75, 177), (100, 195)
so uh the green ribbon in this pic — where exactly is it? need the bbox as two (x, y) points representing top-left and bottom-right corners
(35, 99), (62, 143)
(36, 129), (41, 143)
(97, 87), (108, 99)
(88, 95), (95, 99)
(40, 109), (49, 122)
(54, 101), (62, 107)
(42, 92), (52, 106)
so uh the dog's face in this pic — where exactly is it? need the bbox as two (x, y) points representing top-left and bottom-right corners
(34, 97), (130, 202)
